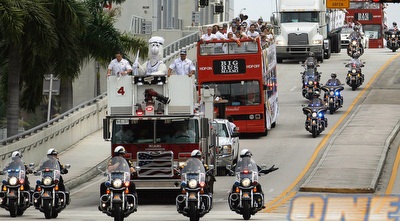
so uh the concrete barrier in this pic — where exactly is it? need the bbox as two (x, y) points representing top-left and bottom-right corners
(0, 95), (107, 167)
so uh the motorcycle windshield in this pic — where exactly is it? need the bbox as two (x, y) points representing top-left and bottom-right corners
(234, 157), (259, 183)
(107, 156), (131, 183)
(181, 158), (206, 183)
(3, 158), (25, 181)
(304, 70), (317, 82)
(38, 155), (61, 182)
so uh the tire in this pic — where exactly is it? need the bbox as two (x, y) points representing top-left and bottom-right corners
(271, 122), (276, 128)
(329, 104), (335, 115)
(51, 210), (58, 218)
(324, 47), (331, 59)
(43, 199), (52, 219)
(189, 201), (199, 221)
(312, 126), (318, 138)
(277, 57), (283, 63)
(242, 200), (251, 220)
(8, 199), (17, 217)
(352, 85), (357, 91)
(113, 204), (124, 221)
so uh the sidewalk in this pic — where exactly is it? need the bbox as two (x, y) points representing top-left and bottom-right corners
(300, 98), (400, 192)
(61, 130), (110, 190)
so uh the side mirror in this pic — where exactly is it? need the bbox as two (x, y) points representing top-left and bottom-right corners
(232, 131), (240, 137)
(64, 164), (71, 169)
(29, 163), (35, 169)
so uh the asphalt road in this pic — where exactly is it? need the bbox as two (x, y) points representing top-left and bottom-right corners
(1, 48), (399, 220)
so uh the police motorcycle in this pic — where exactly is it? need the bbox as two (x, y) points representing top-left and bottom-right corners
(320, 83), (344, 114)
(226, 149), (278, 220)
(300, 67), (321, 100)
(347, 36), (364, 58)
(0, 151), (32, 217)
(176, 157), (213, 221)
(344, 58), (365, 91)
(384, 29), (400, 52)
(32, 155), (70, 219)
(302, 92), (328, 138)
(99, 156), (138, 221)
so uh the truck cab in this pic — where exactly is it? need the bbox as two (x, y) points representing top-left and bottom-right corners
(212, 119), (240, 176)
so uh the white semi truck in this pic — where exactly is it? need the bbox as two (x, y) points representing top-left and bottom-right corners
(274, 0), (345, 63)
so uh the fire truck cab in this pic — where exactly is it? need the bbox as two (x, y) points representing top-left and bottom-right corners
(103, 75), (216, 190)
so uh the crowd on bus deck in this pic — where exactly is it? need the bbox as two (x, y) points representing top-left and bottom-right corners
(200, 14), (275, 47)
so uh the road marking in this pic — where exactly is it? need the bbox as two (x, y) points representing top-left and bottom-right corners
(264, 53), (400, 213)
(290, 86), (297, 92)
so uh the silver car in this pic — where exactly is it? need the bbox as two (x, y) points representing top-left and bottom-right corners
(212, 119), (240, 176)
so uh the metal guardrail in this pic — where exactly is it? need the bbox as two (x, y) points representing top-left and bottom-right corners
(0, 93), (107, 146)
(163, 31), (200, 58)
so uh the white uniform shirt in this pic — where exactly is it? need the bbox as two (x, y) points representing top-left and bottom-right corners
(169, 58), (195, 76)
(108, 58), (132, 76)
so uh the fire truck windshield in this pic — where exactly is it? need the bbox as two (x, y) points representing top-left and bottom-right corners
(112, 119), (199, 144)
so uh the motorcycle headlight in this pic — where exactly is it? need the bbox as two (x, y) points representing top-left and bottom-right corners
(352, 41), (357, 46)
(43, 177), (52, 186)
(241, 178), (251, 187)
(392, 35), (395, 38)
(188, 179), (198, 189)
(112, 179), (123, 188)
(352, 69), (356, 74)
(329, 91), (334, 96)
(9, 177), (18, 186)
(222, 145), (232, 155)
(312, 113), (317, 118)
(308, 81), (313, 86)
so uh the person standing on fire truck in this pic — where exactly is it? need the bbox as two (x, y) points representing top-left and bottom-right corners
(167, 49), (195, 77)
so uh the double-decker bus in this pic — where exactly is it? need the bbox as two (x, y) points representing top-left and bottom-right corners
(196, 39), (278, 135)
(345, 0), (385, 48)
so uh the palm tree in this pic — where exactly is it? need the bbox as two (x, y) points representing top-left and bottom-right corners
(0, 0), (148, 137)
(0, 0), (58, 137)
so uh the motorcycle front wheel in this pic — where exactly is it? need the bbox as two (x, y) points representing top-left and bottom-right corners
(189, 201), (199, 221)
(8, 199), (17, 217)
(43, 199), (52, 219)
(242, 200), (251, 220)
(113, 203), (124, 221)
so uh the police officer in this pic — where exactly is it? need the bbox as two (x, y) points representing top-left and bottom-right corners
(167, 49), (195, 77)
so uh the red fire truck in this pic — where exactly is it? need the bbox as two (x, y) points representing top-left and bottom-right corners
(103, 75), (216, 191)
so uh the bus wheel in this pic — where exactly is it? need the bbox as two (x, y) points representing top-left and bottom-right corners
(262, 128), (268, 136)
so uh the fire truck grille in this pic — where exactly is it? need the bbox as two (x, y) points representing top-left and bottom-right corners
(288, 33), (308, 45)
(137, 151), (174, 177)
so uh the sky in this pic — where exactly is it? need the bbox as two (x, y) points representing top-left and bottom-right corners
(234, 0), (400, 27)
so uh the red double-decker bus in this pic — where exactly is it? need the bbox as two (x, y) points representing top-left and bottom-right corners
(345, 0), (385, 48)
(196, 39), (278, 135)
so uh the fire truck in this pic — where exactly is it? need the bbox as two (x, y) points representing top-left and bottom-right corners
(103, 75), (216, 191)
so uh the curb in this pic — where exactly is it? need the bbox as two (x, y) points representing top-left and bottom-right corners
(65, 157), (110, 190)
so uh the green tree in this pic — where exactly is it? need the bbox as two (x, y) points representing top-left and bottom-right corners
(0, 0), (147, 137)
(0, 0), (58, 137)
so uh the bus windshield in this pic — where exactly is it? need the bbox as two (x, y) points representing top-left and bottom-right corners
(204, 80), (260, 106)
(112, 119), (199, 144)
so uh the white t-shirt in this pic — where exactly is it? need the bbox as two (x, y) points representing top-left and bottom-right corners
(201, 33), (217, 41)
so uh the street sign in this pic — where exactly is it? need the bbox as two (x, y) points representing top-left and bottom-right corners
(327, 0), (350, 9)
